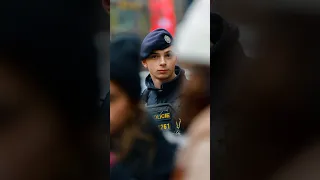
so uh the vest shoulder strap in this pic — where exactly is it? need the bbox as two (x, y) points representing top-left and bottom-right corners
(141, 88), (150, 104)
(171, 89), (182, 110)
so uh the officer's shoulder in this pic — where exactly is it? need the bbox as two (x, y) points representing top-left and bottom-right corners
(141, 88), (148, 94)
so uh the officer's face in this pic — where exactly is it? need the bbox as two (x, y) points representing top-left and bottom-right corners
(142, 46), (177, 81)
(0, 63), (76, 180)
(110, 81), (131, 135)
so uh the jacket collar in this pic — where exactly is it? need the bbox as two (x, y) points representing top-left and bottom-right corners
(145, 66), (186, 92)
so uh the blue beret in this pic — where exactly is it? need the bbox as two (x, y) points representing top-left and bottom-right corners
(140, 28), (173, 60)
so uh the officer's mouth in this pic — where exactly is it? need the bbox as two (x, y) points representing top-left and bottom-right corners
(158, 70), (168, 73)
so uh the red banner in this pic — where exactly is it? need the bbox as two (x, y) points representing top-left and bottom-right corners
(148, 0), (176, 36)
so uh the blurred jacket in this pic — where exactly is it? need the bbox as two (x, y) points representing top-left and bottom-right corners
(172, 107), (210, 180)
(110, 116), (177, 180)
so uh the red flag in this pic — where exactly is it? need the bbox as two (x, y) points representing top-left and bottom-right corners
(148, 0), (176, 36)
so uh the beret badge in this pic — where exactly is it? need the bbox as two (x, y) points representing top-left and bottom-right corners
(164, 35), (171, 44)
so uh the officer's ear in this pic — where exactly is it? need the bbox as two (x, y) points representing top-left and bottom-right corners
(141, 60), (148, 69)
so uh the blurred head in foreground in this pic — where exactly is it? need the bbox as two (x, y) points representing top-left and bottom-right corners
(109, 34), (142, 136)
(217, 0), (320, 180)
(109, 33), (154, 158)
(171, 1), (211, 179)
(174, 0), (210, 129)
(0, 0), (106, 179)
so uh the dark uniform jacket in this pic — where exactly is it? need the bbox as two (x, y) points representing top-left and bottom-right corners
(141, 66), (187, 134)
(142, 66), (186, 105)
(110, 116), (177, 180)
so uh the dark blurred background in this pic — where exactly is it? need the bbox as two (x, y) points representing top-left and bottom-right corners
(110, 0), (195, 38)
(95, 0), (110, 103)
(212, 0), (320, 180)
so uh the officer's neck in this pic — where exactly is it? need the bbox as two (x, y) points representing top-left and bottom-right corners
(152, 73), (177, 89)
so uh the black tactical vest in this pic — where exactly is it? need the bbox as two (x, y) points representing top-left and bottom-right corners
(141, 89), (183, 135)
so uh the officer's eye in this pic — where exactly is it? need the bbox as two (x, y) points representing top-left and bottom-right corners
(150, 54), (158, 59)
(165, 53), (172, 58)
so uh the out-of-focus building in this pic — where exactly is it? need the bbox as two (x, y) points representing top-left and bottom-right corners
(110, 0), (148, 38)
(110, 0), (191, 39)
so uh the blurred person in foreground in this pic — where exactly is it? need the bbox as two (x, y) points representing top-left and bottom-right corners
(210, 11), (253, 180)
(140, 29), (187, 135)
(170, 0), (210, 179)
(0, 0), (106, 180)
(109, 33), (177, 180)
(217, 0), (320, 180)
(100, 0), (110, 149)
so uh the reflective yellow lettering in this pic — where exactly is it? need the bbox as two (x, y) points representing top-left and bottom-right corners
(165, 113), (170, 118)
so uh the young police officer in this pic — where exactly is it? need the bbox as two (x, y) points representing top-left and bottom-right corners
(140, 28), (187, 135)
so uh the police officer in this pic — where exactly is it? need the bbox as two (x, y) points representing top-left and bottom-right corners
(110, 33), (177, 180)
(140, 28), (187, 135)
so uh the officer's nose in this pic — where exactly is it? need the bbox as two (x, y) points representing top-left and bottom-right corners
(159, 56), (166, 66)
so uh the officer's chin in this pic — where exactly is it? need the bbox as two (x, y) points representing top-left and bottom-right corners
(156, 74), (170, 80)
